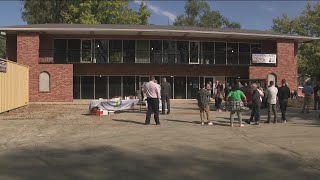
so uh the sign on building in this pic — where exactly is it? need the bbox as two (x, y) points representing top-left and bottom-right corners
(0, 59), (7, 73)
(252, 54), (277, 64)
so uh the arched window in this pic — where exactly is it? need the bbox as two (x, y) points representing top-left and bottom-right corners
(39, 72), (50, 92)
(267, 73), (277, 86)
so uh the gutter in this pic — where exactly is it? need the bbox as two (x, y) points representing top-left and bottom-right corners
(0, 27), (319, 42)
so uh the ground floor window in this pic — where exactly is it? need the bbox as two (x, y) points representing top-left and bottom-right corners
(81, 76), (94, 99)
(73, 75), (247, 100)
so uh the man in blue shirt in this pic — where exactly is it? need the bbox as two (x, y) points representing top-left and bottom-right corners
(301, 81), (314, 113)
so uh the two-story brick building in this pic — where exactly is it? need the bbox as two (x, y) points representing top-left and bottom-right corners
(1, 24), (317, 102)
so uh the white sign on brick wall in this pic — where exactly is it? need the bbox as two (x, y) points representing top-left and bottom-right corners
(252, 54), (277, 64)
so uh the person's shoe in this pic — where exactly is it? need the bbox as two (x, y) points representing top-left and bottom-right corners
(145, 123), (150, 125)
(167, 111), (170, 115)
(156, 123), (160, 125)
(301, 111), (305, 114)
(254, 122), (259, 125)
(239, 124), (244, 127)
(230, 123), (234, 127)
(245, 120), (251, 124)
(283, 120), (287, 123)
(201, 122), (205, 125)
(208, 122), (213, 126)
(273, 120), (277, 124)
(307, 111), (310, 114)
(264, 121), (271, 124)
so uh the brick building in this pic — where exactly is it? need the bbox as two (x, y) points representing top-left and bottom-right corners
(1, 24), (317, 102)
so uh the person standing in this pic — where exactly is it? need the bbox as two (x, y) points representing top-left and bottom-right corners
(227, 84), (247, 127)
(313, 82), (320, 110)
(246, 83), (261, 125)
(144, 76), (161, 125)
(301, 81), (314, 113)
(278, 79), (291, 123)
(206, 81), (212, 100)
(197, 83), (213, 125)
(161, 77), (171, 115)
(265, 81), (278, 123)
(215, 84), (224, 112)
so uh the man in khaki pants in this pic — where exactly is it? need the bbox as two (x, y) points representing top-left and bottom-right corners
(197, 83), (213, 125)
(301, 81), (314, 113)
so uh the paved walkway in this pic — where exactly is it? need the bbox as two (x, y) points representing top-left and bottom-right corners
(0, 100), (319, 180)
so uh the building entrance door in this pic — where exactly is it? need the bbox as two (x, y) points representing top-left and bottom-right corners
(187, 77), (200, 99)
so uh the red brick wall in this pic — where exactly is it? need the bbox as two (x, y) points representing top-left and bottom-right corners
(16, 33), (73, 102)
(6, 34), (17, 61)
(249, 40), (297, 90)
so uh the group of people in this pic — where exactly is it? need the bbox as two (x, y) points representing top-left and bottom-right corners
(198, 79), (320, 127)
(142, 76), (320, 126)
(143, 77), (171, 125)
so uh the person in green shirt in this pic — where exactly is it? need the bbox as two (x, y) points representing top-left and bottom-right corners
(227, 84), (247, 127)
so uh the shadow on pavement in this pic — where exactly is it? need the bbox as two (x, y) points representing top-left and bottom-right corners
(112, 119), (146, 125)
(0, 145), (318, 180)
(164, 119), (198, 124)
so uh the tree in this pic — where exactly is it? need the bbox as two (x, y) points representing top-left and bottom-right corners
(174, 0), (241, 29)
(62, 0), (151, 25)
(272, 2), (320, 76)
(21, 0), (151, 25)
(21, 0), (76, 24)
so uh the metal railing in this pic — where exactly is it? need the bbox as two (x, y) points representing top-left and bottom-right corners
(38, 49), (253, 66)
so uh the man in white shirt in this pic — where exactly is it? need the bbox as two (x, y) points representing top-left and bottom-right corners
(265, 81), (278, 123)
(144, 76), (161, 125)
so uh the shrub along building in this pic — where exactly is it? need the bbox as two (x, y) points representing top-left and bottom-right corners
(1, 24), (318, 102)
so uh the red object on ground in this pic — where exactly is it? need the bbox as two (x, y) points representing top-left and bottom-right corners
(91, 108), (103, 116)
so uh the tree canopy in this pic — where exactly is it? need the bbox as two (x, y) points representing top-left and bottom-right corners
(174, 0), (241, 29)
(272, 2), (320, 76)
(21, 0), (151, 25)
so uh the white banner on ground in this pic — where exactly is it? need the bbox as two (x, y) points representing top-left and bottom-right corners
(252, 54), (277, 64)
(89, 99), (139, 111)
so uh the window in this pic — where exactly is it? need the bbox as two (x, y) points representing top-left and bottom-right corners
(251, 44), (262, 53)
(81, 40), (92, 63)
(177, 41), (189, 64)
(39, 72), (50, 92)
(81, 76), (94, 99)
(109, 76), (122, 98)
(215, 42), (226, 64)
(227, 43), (238, 65)
(189, 41), (200, 64)
(239, 43), (250, 65)
(150, 40), (162, 64)
(123, 76), (136, 97)
(123, 40), (135, 63)
(95, 76), (108, 99)
(201, 42), (214, 64)
(163, 40), (176, 64)
(109, 40), (122, 63)
(136, 40), (150, 63)
(174, 77), (186, 99)
(54, 39), (67, 63)
(95, 40), (108, 63)
(68, 39), (81, 63)
(73, 76), (80, 99)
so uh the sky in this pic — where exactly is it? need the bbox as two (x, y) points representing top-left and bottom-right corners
(0, 0), (318, 31)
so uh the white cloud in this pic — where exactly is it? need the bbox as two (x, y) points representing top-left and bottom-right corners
(133, 0), (177, 23)
(259, 4), (276, 12)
